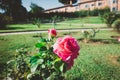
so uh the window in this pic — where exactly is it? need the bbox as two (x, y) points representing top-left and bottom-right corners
(91, 4), (94, 6)
(98, 3), (102, 6)
(112, 7), (117, 11)
(113, 0), (117, 4)
(85, 4), (89, 8)
(65, 7), (68, 11)
(76, 6), (79, 10)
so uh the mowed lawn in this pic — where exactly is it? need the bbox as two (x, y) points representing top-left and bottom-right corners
(61, 16), (103, 24)
(0, 30), (120, 80)
(0, 17), (106, 32)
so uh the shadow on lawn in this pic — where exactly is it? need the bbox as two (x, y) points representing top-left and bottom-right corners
(6, 27), (25, 30)
(0, 63), (6, 79)
(77, 38), (120, 44)
(0, 27), (25, 30)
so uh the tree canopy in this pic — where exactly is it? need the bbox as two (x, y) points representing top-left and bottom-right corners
(58, 0), (78, 5)
(30, 3), (44, 14)
(0, 0), (27, 21)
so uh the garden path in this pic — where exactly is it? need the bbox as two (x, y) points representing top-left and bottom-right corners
(0, 28), (113, 36)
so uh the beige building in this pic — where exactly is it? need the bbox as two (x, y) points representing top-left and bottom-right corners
(44, 0), (120, 13)
(43, 5), (78, 13)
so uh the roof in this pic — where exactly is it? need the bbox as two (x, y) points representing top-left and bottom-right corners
(43, 0), (104, 12)
(43, 4), (78, 12)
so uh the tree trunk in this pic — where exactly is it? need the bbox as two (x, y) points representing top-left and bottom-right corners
(70, 0), (72, 5)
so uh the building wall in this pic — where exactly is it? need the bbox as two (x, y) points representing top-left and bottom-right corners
(79, 2), (95, 10)
(45, 7), (66, 13)
(44, 0), (120, 13)
(79, 0), (109, 11)
(65, 6), (76, 12)
(78, 0), (120, 11)
(108, 0), (120, 11)
(79, 0), (90, 3)
(118, 0), (120, 11)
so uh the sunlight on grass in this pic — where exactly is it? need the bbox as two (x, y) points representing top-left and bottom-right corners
(0, 17), (106, 32)
(62, 17), (104, 24)
(0, 30), (120, 79)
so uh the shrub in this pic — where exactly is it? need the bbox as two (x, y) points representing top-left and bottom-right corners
(31, 18), (41, 28)
(89, 8), (99, 16)
(102, 12), (117, 27)
(81, 29), (99, 43)
(0, 14), (12, 29)
(75, 7), (110, 17)
(7, 29), (80, 80)
(98, 7), (110, 15)
(114, 19), (120, 33)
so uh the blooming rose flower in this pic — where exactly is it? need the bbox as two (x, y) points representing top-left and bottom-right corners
(53, 36), (80, 69)
(48, 29), (57, 40)
(48, 29), (57, 37)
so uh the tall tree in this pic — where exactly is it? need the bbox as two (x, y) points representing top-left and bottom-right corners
(58, 0), (77, 5)
(0, 0), (27, 22)
(30, 3), (44, 14)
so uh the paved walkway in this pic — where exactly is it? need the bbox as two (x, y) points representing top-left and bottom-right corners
(0, 28), (113, 36)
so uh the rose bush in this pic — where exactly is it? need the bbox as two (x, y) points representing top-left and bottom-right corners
(7, 29), (80, 80)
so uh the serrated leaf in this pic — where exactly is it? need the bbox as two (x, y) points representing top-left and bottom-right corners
(35, 42), (46, 48)
(39, 46), (47, 51)
(49, 47), (53, 52)
(60, 63), (64, 72)
(7, 60), (16, 64)
(41, 64), (45, 68)
(27, 73), (32, 80)
(30, 59), (43, 73)
(53, 58), (63, 72)
(37, 59), (44, 64)
(30, 54), (40, 64)
(53, 58), (61, 64)
(46, 72), (56, 80)
(39, 38), (47, 42)
(30, 62), (38, 73)
(30, 54), (42, 73)
(47, 60), (51, 66)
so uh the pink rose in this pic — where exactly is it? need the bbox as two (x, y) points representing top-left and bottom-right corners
(48, 29), (57, 40)
(48, 29), (57, 37)
(53, 36), (80, 69)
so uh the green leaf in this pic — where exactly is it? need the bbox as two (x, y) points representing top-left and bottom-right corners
(27, 73), (32, 80)
(30, 62), (38, 73)
(54, 58), (61, 62)
(39, 38), (47, 42)
(39, 46), (47, 51)
(37, 59), (44, 64)
(47, 60), (51, 66)
(30, 54), (44, 72)
(30, 54), (41, 63)
(46, 72), (56, 80)
(59, 63), (64, 72)
(53, 58), (64, 72)
(30, 59), (43, 73)
(49, 47), (53, 52)
(41, 64), (45, 68)
(7, 60), (16, 64)
(35, 42), (46, 48)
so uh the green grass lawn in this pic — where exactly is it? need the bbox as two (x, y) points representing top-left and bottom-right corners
(61, 16), (104, 24)
(0, 17), (106, 32)
(0, 30), (120, 79)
